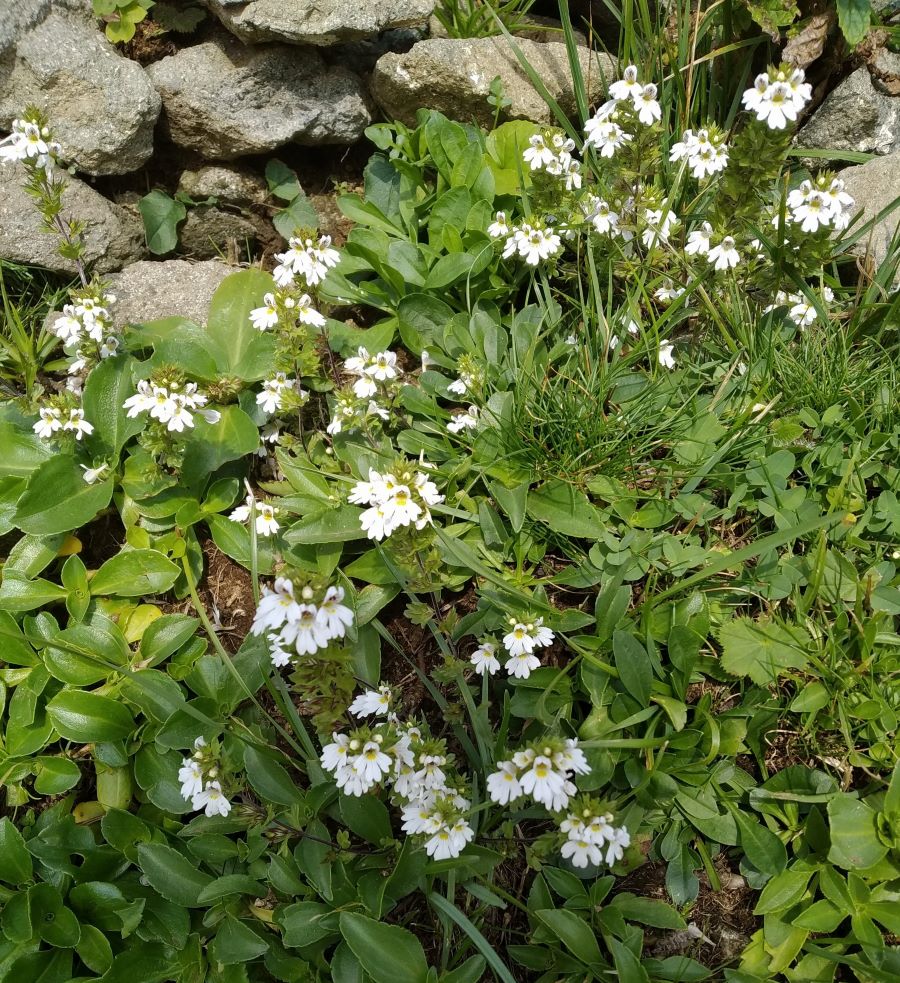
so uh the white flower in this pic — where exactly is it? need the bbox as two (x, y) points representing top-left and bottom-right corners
(584, 119), (630, 158)
(742, 73), (769, 113)
(641, 208), (677, 248)
(487, 211), (510, 238)
(523, 134), (556, 170)
(349, 686), (392, 717)
(54, 312), (82, 344)
(609, 65), (641, 101)
(669, 129), (698, 161)
(654, 284), (684, 304)
(487, 761), (523, 804)
(99, 336), (119, 359)
(519, 756), (567, 809)
(470, 641), (500, 676)
(278, 605), (329, 655)
(316, 586), (354, 639)
(296, 293), (325, 327)
(685, 222), (713, 256)
(192, 781), (232, 818)
(352, 741), (392, 784)
(448, 374), (471, 396)
(178, 758), (204, 800)
(505, 651), (542, 678)
(250, 293), (279, 331)
(63, 408), (93, 440)
(658, 339), (676, 370)
(253, 578), (301, 636)
(791, 191), (830, 233)
(229, 495), (279, 535)
(518, 226), (562, 266)
(707, 236), (740, 270)
(415, 472), (443, 507)
(447, 406), (478, 434)
(321, 733), (351, 773)
(123, 380), (154, 418)
(33, 406), (62, 439)
(366, 351), (398, 382)
(605, 826), (631, 865)
(561, 837), (603, 868)
(633, 83), (661, 125)
(257, 377), (288, 414)
(80, 463), (109, 484)
(755, 81), (797, 130)
(588, 197), (619, 235)
(502, 618), (554, 657)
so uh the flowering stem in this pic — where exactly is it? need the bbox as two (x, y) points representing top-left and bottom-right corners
(179, 552), (309, 763)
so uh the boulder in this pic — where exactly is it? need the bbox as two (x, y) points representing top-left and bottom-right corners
(0, 8), (161, 176)
(796, 67), (900, 158)
(179, 207), (259, 259)
(837, 152), (900, 277)
(0, 163), (144, 274)
(370, 37), (615, 128)
(103, 259), (236, 326)
(147, 34), (372, 156)
(201, 0), (434, 46)
(178, 164), (268, 207)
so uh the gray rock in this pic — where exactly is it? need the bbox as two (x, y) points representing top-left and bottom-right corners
(796, 67), (900, 158)
(147, 34), (372, 156)
(103, 259), (237, 326)
(0, 163), (144, 274)
(202, 0), (434, 46)
(0, 9), (161, 176)
(870, 49), (900, 97)
(178, 207), (258, 259)
(837, 152), (900, 277)
(370, 37), (616, 128)
(178, 165), (268, 207)
(0, 0), (50, 56)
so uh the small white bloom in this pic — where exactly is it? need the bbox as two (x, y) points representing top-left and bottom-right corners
(707, 235), (740, 270)
(487, 761), (523, 804)
(348, 686), (392, 717)
(178, 758), (204, 800)
(192, 780), (232, 818)
(250, 293), (279, 331)
(609, 65), (641, 101)
(658, 339), (676, 370)
(633, 83), (661, 125)
(470, 641), (500, 676)
(80, 463), (109, 484)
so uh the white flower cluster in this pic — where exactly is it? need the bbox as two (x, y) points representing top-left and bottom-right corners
(559, 805), (631, 868)
(584, 65), (661, 158)
(326, 347), (402, 436)
(178, 737), (232, 818)
(487, 739), (590, 812)
(123, 380), (220, 433)
(766, 285), (835, 327)
(249, 291), (325, 332)
(523, 132), (582, 190)
(669, 127), (729, 180)
(321, 688), (475, 859)
(273, 234), (340, 289)
(684, 222), (741, 270)
(33, 405), (93, 441)
(786, 176), (853, 233)
(251, 576), (354, 667)
(470, 616), (556, 680)
(447, 405), (478, 435)
(742, 66), (812, 130)
(0, 116), (60, 173)
(256, 371), (305, 415)
(488, 211), (563, 267)
(229, 495), (280, 537)
(53, 290), (117, 347)
(348, 466), (443, 541)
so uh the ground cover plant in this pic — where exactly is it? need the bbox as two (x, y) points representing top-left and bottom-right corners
(1, 2), (899, 981)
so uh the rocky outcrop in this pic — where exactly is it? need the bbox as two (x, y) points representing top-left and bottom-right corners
(179, 207), (259, 259)
(0, 163), (144, 274)
(201, 0), (434, 46)
(177, 165), (268, 208)
(796, 67), (900, 158)
(146, 33), (372, 157)
(838, 152), (900, 278)
(0, 5), (160, 175)
(103, 259), (236, 326)
(370, 37), (616, 128)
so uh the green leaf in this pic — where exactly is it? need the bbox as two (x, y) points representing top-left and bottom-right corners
(612, 631), (652, 706)
(180, 406), (261, 487)
(534, 908), (602, 967)
(265, 159), (302, 201)
(274, 194), (319, 239)
(339, 793), (392, 844)
(90, 548), (180, 597)
(205, 269), (276, 381)
(0, 817), (33, 884)
(139, 190), (187, 254)
(81, 355), (143, 456)
(14, 455), (113, 535)
(196, 875), (267, 904)
(732, 810), (787, 877)
(827, 795), (889, 870)
(76, 923), (113, 975)
(46, 690), (135, 742)
(338, 912), (429, 983)
(139, 614), (200, 666)
(136, 843), (214, 907)
(210, 914), (269, 965)
(243, 746), (303, 805)
(609, 894), (686, 929)
(33, 756), (82, 794)
(285, 505), (364, 544)
(527, 481), (604, 539)
(835, 0), (870, 45)
(718, 617), (810, 685)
